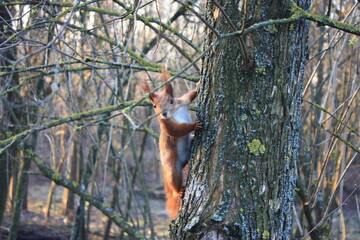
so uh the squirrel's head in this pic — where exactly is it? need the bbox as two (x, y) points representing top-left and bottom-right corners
(141, 69), (176, 119)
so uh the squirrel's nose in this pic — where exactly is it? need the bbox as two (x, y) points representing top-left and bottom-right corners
(162, 112), (167, 118)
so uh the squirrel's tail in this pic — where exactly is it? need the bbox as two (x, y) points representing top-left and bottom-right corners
(164, 166), (189, 219)
(166, 191), (182, 220)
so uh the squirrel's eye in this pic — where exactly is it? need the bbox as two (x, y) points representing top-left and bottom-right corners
(153, 105), (156, 108)
(170, 99), (174, 104)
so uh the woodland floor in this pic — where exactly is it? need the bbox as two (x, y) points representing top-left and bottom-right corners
(1, 168), (171, 240)
(1, 165), (360, 240)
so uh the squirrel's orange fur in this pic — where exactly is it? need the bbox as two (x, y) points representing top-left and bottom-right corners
(142, 69), (202, 219)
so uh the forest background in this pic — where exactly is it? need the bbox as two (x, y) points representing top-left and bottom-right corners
(0, 0), (359, 239)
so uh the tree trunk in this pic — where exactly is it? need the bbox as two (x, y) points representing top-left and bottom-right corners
(0, 6), (19, 225)
(171, 0), (310, 239)
(62, 133), (79, 216)
(8, 150), (31, 240)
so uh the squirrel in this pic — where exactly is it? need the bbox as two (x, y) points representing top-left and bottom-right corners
(142, 69), (202, 219)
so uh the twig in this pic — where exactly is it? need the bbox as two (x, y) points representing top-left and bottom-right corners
(321, 126), (359, 154)
(0, 38), (218, 154)
(299, 1), (358, 94)
(304, 99), (359, 138)
(115, 0), (200, 72)
(289, 0), (360, 36)
(28, 150), (143, 240)
(301, 187), (357, 240)
(0, 60), (199, 81)
(174, 0), (220, 37)
(0, 102), (132, 153)
(142, 4), (200, 55)
(220, 14), (302, 39)
(0, 62), (199, 97)
(210, 0), (248, 64)
(322, 153), (358, 225)
(356, 194), (360, 224)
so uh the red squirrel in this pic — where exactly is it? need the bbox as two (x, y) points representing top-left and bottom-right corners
(142, 69), (202, 219)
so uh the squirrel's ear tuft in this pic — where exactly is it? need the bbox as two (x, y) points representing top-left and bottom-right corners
(141, 79), (155, 101)
(161, 67), (174, 97)
(141, 79), (151, 93)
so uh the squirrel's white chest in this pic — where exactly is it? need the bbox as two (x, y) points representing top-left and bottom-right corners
(173, 106), (192, 168)
(172, 106), (191, 124)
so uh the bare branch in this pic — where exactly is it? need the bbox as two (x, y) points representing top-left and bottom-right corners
(304, 99), (360, 138)
(289, 0), (360, 36)
(0, 101), (137, 153)
(301, 188), (357, 240)
(321, 126), (359, 154)
(174, 0), (220, 37)
(28, 150), (144, 240)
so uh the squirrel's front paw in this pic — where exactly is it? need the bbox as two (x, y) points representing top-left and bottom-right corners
(194, 121), (203, 130)
(196, 81), (200, 92)
(179, 187), (185, 199)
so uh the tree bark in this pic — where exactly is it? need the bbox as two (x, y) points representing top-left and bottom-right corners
(62, 133), (79, 216)
(0, 6), (18, 225)
(171, 0), (310, 239)
(8, 150), (31, 240)
(43, 130), (66, 218)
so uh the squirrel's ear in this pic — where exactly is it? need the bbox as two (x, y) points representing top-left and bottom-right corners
(141, 79), (155, 101)
(164, 82), (173, 97)
(161, 67), (174, 97)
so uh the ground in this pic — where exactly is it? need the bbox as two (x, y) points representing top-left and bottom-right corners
(2, 164), (359, 239)
(1, 168), (171, 240)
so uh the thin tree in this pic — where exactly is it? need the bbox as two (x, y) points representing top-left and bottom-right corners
(0, 6), (17, 225)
